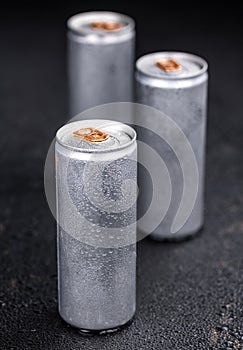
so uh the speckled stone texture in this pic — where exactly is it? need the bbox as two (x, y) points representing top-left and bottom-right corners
(0, 2), (242, 350)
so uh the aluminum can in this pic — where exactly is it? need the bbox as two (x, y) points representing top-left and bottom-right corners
(55, 120), (137, 332)
(136, 52), (208, 240)
(67, 12), (135, 116)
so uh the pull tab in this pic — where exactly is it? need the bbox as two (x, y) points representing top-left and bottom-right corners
(73, 128), (109, 142)
(156, 59), (182, 72)
(91, 22), (122, 31)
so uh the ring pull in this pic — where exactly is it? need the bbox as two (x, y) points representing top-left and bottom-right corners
(73, 128), (109, 142)
(91, 22), (122, 31)
(156, 59), (182, 72)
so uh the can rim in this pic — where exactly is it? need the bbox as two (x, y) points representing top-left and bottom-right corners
(67, 11), (135, 37)
(136, 51), (208, 80)
(56, 120), (137, 154)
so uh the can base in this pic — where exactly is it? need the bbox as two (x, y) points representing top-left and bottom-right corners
(59, 310), (135, 336)
(78, 317), (134, 336)
(146, 225), (204, 242)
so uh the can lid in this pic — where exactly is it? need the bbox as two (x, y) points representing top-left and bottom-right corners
(67, 11), (135, 39)
(136, 52), (208, 80)
(56, 120), (136, 154)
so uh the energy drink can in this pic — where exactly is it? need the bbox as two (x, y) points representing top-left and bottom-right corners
(136, 52), (208, 240)
(67, 12), (135, 116)
(55, 120), (137, 332)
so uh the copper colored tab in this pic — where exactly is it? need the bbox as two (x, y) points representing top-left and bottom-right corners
(156, 59), (182, 72)
(91, 22), (104, 29)
(73, 128), (93, 136)
(103, 22), (122, 30)
(73, 128), (109, 142)
(91, 22), (122, 31)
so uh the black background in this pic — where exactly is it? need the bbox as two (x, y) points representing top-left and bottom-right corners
(0, 1), (243, 349)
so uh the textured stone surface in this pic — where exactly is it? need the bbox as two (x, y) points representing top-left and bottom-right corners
(0, 3), (242, 349)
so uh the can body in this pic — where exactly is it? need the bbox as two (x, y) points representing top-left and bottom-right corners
(136, 52), (208, 240)
(55, 120), (137, 331)
(67, 12), (135, 116)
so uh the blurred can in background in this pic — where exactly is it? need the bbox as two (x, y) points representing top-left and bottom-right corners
(136, 52), (208, 240)
(55, 120), (137, 332)
(67, 12), (135, 117)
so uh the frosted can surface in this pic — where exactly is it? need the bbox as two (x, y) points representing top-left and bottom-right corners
(136, 52), (208, 240)
(67, 12), (135, 117)
(55, 119), (137, 332)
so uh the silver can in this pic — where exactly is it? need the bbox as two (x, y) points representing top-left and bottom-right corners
(55, 120), (137, 332)
(67, 12), (135, 116)
(136, 52), (208, 240)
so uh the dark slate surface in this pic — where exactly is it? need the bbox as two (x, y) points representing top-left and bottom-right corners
(0, 3), (242, 349)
